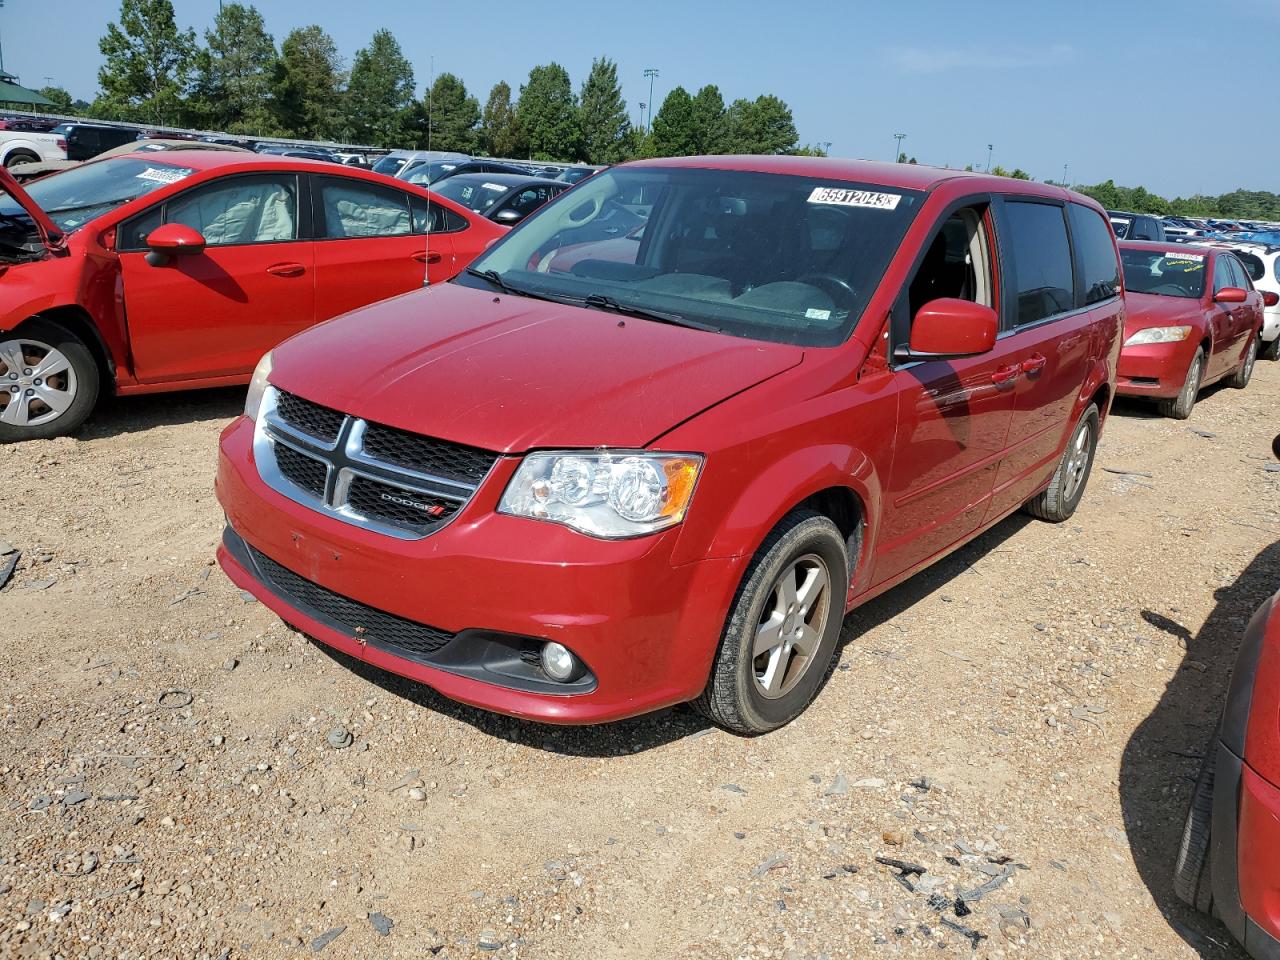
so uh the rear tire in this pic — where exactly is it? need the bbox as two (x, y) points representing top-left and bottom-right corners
(1157, 348), (1204, 420)
(1173, 743), (1217, 915)
(0, 318), (100, 442)
(1228, 335), (1258, 389)
(1022, 404), (1099, 523)
(1261, 336), (1280, 362)
(694, 510), (848, 734)
(4, 149), (38, 169)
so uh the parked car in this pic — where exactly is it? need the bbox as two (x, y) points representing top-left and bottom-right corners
(1174, 432), (1280, 958)
(0, 127), (66, 169)
(214, 157), (1123, 733)
(1108, 209), (1166, 241)
(430, 173), (570, 225)
(255, 145), (340, 164)
(0, 151), (504, 440)
(557, 165), (603, 184)
(371, 150), (468, 180)
(1116, 241), (1267, 418)
(50, 123), (140, 162)
(1217, 242), (1280, 360)
(402, 159), (533, 189)
(9, 138), (252, 182)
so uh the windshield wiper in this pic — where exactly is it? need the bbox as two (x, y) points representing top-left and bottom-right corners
(580, 293), (721, 333)
(43, 198), (131, 217)
(464, 267), (596, 309)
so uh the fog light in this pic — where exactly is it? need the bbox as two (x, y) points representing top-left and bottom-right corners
(540, 642), (576, 681)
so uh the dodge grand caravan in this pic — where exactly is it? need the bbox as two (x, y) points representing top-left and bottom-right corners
(216, 157), (1123, 733)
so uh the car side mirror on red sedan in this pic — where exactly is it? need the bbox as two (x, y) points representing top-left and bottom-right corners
(145, 223), (207, 266)
(1214, 286), (1248, 304)
(895, 298), (999, 362)
(1263, 291), (1280, 308)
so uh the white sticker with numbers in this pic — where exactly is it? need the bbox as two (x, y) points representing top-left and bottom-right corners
(807, 186), (901, 210)
(136, 166), (193, 184)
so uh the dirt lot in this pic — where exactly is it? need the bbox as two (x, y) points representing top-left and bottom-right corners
(1, 363), (1278, 960)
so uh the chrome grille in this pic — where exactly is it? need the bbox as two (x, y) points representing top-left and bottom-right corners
(254, 387), (499, 540)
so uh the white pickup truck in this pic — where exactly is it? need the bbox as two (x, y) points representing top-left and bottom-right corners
(0, 129), (66, 169)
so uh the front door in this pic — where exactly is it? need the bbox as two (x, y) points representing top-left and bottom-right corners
(118, 172), (315, 384)
(310, 175), (456, 323)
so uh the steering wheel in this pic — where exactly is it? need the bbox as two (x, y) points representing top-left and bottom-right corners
(796, 272), (857, 310)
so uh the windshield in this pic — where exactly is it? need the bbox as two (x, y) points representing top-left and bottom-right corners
(0, 157), (195, 233)
(403, 159), (460, 186)
(1120, 248), (1207, 299)
(455, 166), (923, 347)
(371, 155), (406, 176)
(433, 178), (509, 213)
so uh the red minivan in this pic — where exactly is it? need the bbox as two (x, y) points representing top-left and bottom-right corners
(216, 157), (1123, 733)
(0, 153), (504, 441)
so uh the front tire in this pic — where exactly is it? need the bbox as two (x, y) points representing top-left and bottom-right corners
(1157, 347), (1204, 420)
(1173, 742), (1217, 914)
(0, 319), (100, 442)
(1023, 403), (1099, 523)
(1228, 335), (1258, 389)
(694, 510), (848, 734)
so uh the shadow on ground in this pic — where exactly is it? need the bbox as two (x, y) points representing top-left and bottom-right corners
(1119, 541), (1280, 958)
(76, 386), (245, 441)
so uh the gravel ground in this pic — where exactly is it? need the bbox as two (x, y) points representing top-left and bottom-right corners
(2, 364), (1279, 960)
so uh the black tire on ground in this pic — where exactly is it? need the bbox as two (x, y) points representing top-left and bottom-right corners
(1173, 742), (1217, 915)
(1228, 335), (1258, 389)
(1157, 348), (1204, 420)
(1022, 403), (1100, 523)
(694, 509), (849, 735)
(4, 149), (38, 169)
(1261, 336), (1280, 362)
(0, 317), (100, 443)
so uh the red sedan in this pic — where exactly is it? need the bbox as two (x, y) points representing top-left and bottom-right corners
(1117, 241), (1271, 418)
(0, 152), (504, 441)
(1176, 437), (1280, 957)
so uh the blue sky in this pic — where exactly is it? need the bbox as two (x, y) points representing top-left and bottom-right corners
(5, 0), (1277, 197)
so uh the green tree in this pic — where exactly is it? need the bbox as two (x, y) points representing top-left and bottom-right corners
(517, 63), (579, 160)
(689, 84), (727, 154)
(188, 2), (278, 133)
(578, 57), (630, 164)
(418, 72), (479, 152)
(96, 0), (197, 124)
(791, 143), (829, 156)
(722, 95), (798, 154)
(344, 29), (415, 146)
(271, 25), (345, 139)
(479, 81), (522, 157)
(649, 86), (697, 157)
(35, 87), (77, 115)
(1009, 168), (1031, 180)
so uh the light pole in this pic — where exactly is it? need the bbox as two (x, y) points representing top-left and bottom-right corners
(892, 132), (906, 162)
(1061, 163), (1069, 189)
(985, 143), (993, 172)
(643, 68), (659, 133)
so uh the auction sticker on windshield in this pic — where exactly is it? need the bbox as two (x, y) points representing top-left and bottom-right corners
(807, 187), (901, 210)
(136, 167), (194, 185)
(1165, 252), (1204, 261)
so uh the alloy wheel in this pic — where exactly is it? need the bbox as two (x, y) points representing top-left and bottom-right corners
(1243, 338), (1257, 382)
(752, 553), (832, 700)
(0, 338), (78, 428)
(1062, 417), (1094, 503)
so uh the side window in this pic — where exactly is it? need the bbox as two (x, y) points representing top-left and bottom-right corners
(118, 205), (163, 252)
(504, 186), (556, 218)
(1213, 255), (1234, 293)
(316, 177), (411, 239)
(907, 205), (994, 321)
(1237, 252), (1265, 282)
(1004, 201), (1075, 326)
(409, 196), (468, 234)
(166, 174), (299, 246)
(1228, 256), (1252, 290)
(1067, 203), (1120, 305)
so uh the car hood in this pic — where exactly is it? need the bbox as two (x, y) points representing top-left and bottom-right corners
(0, 166), (64, 252)
(269, 282), (805, 453)
(1123, 291), (1203, 338)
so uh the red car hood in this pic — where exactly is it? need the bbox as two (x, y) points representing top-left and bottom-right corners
(0, 166), (64, 253)
(1123, 291), (1202, 339)
(269, 282), (805, 453)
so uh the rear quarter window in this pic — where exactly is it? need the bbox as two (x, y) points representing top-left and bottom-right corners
(1237, 252), (1265, 282)
(1067, 203), (1120, 304)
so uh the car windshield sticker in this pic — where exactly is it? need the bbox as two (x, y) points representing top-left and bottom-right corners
(1165, 252), (1204, 261)
(805, 307), (832, 320)
(807, 187), (901, 210)
(482, 182), (507, 192)
(136, 166), (193, 185)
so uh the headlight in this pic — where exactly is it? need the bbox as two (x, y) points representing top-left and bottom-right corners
(1124, 326), (1192, 346)
(499, 450), (703, 538)
(244, 351), (273, 420)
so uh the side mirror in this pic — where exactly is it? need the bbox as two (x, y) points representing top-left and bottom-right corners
(144, 223), (206, 266)
(493, 208), (523, 225)
(1263, 291), (1279, 308)
(895, 298), (998, 362)
(1214, 286), (1248, 304)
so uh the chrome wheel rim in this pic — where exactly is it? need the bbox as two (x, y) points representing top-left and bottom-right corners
(753, 553), (831, 700)
(0, 338), (77, 428)
(1243, 339), (1257, 381)
(1182, 355), (1203, 407)
(1062, 418), (1093, 503)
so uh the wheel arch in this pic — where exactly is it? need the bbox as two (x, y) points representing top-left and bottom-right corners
(18, 306), (116, 393)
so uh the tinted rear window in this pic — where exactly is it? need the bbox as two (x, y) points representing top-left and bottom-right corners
(1068, 203), (1120, 305)
(1005, 201), (1075, 325)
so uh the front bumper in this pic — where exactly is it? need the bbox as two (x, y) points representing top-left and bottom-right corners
(1239, 764), (1280, 952)
(1262, 306), (1280, 344)
(1116, 337), (1199, 399)
(215, 416), (745, 724)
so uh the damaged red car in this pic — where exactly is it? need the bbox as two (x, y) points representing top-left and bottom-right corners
(0, 153), (503, 441)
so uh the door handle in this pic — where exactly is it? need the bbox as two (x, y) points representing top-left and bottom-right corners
(991, 364), (1020, 385)
(266, 262), (305, 277)
(1021, 353), (1047, 374)
(412, 250), (443, 264)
